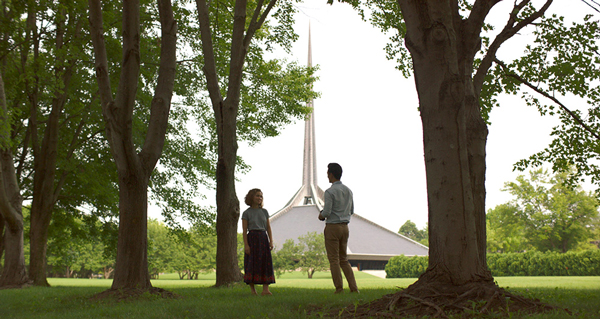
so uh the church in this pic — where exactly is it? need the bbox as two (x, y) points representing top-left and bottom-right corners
(268, 28), (428, 271)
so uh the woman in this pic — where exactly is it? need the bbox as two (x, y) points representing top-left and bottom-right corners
(242, 188), (275, 295)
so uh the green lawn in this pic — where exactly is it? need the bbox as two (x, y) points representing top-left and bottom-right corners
(1, 272), (599, 318)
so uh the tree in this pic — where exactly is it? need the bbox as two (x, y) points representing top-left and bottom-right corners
(499, 169), (599, 253)
(194, 0), (317, 286)
(0, 69), (28, 288)
(148, 219), (177, 278)
(329, 0), (565, 316)
(296, 232), (328, 278)
(486, 203), (528, 253)
(398, 220), (428, 246)
(272, 239), (302, 277)
(272, 232), (328, 278)
(45, 211), (116, 279)
(0, 0), (121, 287)
(88, 0), (177, 291)
(498, 14), (600, 194)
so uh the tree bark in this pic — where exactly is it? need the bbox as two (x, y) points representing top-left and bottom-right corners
(88, 0), (177, 290)
(0, 72), (29, 288)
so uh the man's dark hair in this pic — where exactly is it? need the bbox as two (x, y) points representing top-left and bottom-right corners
(327, 163), (343, 180)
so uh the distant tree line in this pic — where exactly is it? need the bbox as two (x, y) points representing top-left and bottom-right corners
(9, 217), (328, 280)
(398, 169), (600, 254)
(487, 169), (600, 253)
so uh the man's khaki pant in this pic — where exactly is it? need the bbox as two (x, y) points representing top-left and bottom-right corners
(324, 223), (358, 292)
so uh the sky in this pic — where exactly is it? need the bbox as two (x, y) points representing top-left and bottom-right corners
(150, 0), (595, 233)
(230, 0), (595, 233)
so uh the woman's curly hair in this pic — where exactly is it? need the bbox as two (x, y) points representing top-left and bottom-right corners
(244, 188), (263, 207)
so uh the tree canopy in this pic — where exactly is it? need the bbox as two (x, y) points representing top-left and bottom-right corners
(488, 168), (600, 253)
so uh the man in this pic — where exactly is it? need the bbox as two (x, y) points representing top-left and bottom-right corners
(318, 163), (359, 294)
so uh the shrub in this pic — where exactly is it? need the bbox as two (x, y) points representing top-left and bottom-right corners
(385, 249), (600, 278)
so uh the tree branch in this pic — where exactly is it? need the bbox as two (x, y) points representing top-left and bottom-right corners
(473, 0), (553, 94)
(140, 0), (177, 172)
(495, 58), (600, 141)
(195, 0), (223, 107)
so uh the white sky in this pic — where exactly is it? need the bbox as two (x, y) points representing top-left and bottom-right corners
(231, 0), (594, 232)
(150, 0), (595, 232)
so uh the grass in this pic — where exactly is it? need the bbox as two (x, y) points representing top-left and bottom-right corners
(1, 272), (599, 318)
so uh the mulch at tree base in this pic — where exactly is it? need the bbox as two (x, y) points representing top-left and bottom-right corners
(319, 281), (569, 318)
(90, 287), (180, 302)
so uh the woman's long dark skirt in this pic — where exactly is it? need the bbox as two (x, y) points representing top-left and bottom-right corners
(244, 230), (275, 285)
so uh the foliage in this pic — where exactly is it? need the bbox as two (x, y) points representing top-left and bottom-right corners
(496, 14), (600, 193)
(488, 168), (600, 253)
(272, 232), (328, 278)
(487, 250), (600, 277)
(398, 220), (428, 246)
(45, 212), (116, 279)
(147, 220), (217, 279)
(386, 250), (600, 278)
(486, 203), (529, 253)
(385, 255), (428, 279)
(351, 0), (600, 191)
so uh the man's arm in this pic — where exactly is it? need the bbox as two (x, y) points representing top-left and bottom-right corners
(319, 190), (333, 221)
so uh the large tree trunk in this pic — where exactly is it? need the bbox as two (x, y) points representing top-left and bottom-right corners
(89, 0), (176, 292)
(111, 174), (151, 289)
(344, 1), (558, 317)
(400, 1), (490, 285)
(0, 72), (29, 288)
(28, 208), (51, 286)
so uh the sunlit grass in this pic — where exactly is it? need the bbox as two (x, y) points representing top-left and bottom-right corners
(1, 273), (599, 318)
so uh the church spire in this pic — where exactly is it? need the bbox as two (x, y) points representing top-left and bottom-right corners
(302, 22), (318, 192)
(272, 23), (324, 215)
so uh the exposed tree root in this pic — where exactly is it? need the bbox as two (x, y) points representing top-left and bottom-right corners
(90, 287), (180, 302)
(327, 281), (567, 318)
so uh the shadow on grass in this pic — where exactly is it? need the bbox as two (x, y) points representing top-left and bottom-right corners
(2, 276), (599, 319)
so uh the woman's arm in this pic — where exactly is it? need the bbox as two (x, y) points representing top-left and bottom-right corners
(242, 219), (250, 255)
(266, 219), (274, 250)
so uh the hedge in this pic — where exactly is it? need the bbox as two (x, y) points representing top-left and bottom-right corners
(385, 249), (600, 278)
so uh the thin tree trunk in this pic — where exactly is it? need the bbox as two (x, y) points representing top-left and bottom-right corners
(0, 215), (5, 263)
(195, 0), (277, 287)
(28, 3), (79, 287)
(215, 99), (243, 286)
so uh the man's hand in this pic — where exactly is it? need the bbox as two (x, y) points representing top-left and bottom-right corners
(318, 212), (325, 221)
